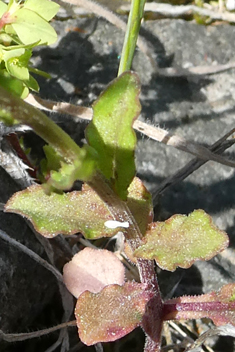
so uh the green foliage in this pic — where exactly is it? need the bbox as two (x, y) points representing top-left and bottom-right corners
(86, 72), (141, 200)
(0, 86), (97, 189)
(134, 209), (229, 271)
(0, 0), (59, 97)
(5, 183), (117, 238)
(1, 1), (235, 351)
(5, 177), (152, 239)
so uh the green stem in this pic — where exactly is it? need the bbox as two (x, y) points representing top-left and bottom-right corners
(0, 87), (83, 163)
(118, 0), (146, 75)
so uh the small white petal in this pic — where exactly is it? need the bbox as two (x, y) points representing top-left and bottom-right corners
(104, 220), (129, 229)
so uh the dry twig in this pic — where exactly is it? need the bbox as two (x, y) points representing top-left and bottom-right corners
(120, 2), (235, 24)
(25, 94), (235, 169)
(0, 321), (76, 343)
(152, 128), (235, 204)
(0, 228), (63, 282)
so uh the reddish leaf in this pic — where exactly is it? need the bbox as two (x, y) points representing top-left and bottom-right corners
(75, 282), (152, 345)
(63, 248), (125, 298)
(134, 209), (228, 271)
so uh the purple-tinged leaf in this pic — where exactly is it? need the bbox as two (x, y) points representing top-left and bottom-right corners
(63, 248), (125, 298)
(134, 209), (228, 271)
(75, 282), (152, 345)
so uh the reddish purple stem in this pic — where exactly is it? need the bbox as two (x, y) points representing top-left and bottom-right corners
(137, 259), (164, 352)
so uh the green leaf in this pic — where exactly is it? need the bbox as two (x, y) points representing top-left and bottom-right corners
(134, 209), (229, 271)
(0, 87), (96, 186)
(29, 66), (51, 79)
(0, 70), (28, 97)
(12, 8), (57, 45)
(6, 58), (29, 80)
(86, 71), (141, 200)
(75, 282), (152, 345)
(2, 47), (25, 60)
(4, 177), (151, 239)
(5, 183), (118, 238)
(45, 145), (97, 191)
(25, 74), (39, 92)
(0, 33), (13, 46)
(4, 49), (31, 81)
(42, 144), (62, 174)
(164, 283), (235, 326)
(127, 177), (153, 236)
(0, 1), (7, 17)
(24, 0), (60, 21)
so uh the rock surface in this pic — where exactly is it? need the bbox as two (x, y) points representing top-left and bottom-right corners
(1, 4), (235, 351)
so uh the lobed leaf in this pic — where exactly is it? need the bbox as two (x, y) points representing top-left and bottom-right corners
(75, 282), (152, 345)
(164, 283), (235, 326)
(63, 248), (125, 298)
(134, 209), (228, 271)
(4, 177), (152, 239)
(5, 183), (116, 238)
(86, 71), (141, 200)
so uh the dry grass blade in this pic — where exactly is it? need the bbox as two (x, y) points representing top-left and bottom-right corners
(0, 229), (63, 282)
(25, 94), (92, 121)
(135, 121), (235, 168)
(120, 3), (235, 24)
(185, 325), (235, 352)
(153, 128), (235, 204)
(25, 95), (235, 169)
(0, 321), (76, 343)
(0, 138), (34, 188)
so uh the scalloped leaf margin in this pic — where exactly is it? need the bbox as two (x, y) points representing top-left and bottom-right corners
(75, 282), (153, 345)
(5, 177), (152, 239)
(134, 209), (229, 271)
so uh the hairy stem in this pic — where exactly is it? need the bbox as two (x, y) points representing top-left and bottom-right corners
(138, 259), (163, 352)
(162, 301), (235, 321)
(89, 173), (163, 352)
(118, 0), (146, 75)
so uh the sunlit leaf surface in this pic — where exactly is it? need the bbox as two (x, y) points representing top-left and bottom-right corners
(134, 209), (228, 271)
(86, 71), (141, 200)
(75, 282), (152, 345)
(5, 177), (152, 239)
